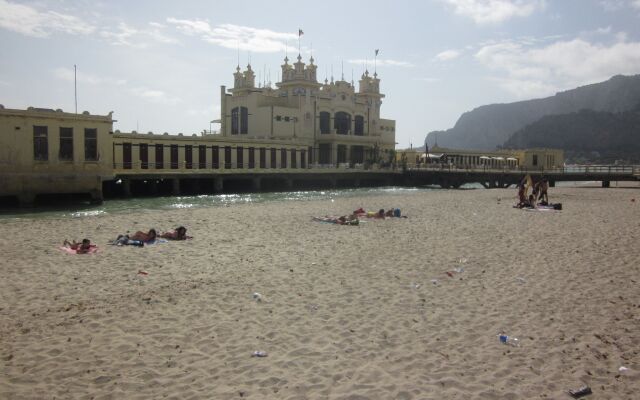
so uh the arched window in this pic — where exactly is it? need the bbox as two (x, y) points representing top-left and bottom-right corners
(231, 107), (239, 135)
(319, 111), (330, 134)
(354, 115), (364, 135)
(334, 112), (351, 135)
(240, 107), (248, 134)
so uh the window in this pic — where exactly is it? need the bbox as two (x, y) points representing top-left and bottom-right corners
(354, 115), (364, 136)
(337, 145), (347, 163)
(185, 145), (193, 169)
(284, 116), (290, 122)
(59, 127), (73, 161)
(319, 143), (331, 164)
(260, 148), (266, 168)
(231, 107), (239, 134)
(140, 144), (148, 169)
(33, 125), (48, 161)
(231, 107), (249, 134)
(280, 148), (287, 168)
(334, 112), (351, 135)
(155, 144), (164, 169)
(276, 115), (282, 121)
(123, 143), (132, 169)
(532, 154), (538, 166)
(301, 149), (306, 168)
(212, 146), (219, 169)
(237, 146), (244, 168)
(224, 146), (231, 169)
(270, 148), (276, 168)
(170, 144), (179, 169)
(198, 145), (206, 169)
(319, 112), (330, 134)
(240, 107), (248, 134)
(290, 148), (297, 168)
(248, 147), (255, 169)
(84, 128), (98, 161)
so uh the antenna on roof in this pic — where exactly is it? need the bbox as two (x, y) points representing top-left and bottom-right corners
(74, 64), (77, 114)
(341, 60), (344, 81)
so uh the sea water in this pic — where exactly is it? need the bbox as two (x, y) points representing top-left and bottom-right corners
(0, 184), (483, 220)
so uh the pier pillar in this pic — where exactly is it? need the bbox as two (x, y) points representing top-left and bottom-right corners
(252, 177), (262, 191)
(171, 179), (181, 195)
(213, 178), (224, 193)
(602, 180), (610, 188)
(89, 189), (103, 205)
(122, 179), (132, 197)
(549, 180), (556, 187)
(18, 193), (36, 207)
(285, 178), (294, 190)
(148, 180), (158, 195)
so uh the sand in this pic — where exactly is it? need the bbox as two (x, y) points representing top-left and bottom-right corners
(1, 186), (639, 399)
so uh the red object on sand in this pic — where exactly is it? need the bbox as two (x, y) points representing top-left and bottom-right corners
(446, 271), (454, 278)
(138, 270), (149, 276)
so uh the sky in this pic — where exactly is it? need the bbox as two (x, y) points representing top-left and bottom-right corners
(1, 0), (640, 148)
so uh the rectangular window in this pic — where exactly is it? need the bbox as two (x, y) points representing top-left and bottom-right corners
(308, 146), (313, 165)
(140, 143), (148, 169)
(231, 107), (239, 134)
(212, 146), (219, 169)
(224, 146), (232, 169)
(33, 125), (48, 161)
(170, 144), (179, 169)
(319, 112), (330, 134)
(259, 147), (266, 168)
(237, 146), (244, 168)
(185, 145), (193, 169)
(319, 143), (331, 164)
(155, 144), (164, 169)
(59, 127), (73, 161)
(270, 147), (276, 168)
(281, 148), (287, 169)
(301, 149), (306, 168)
(240, 107), (248, 134)
(354, 115), (364, 135)
(84, 128), (98, 161)
(198, 145), (206, 169)
(290, 148), (297, 168)
(123, 143), (132, 169)
(532, 154), (538, 166)
(248, 147), (255, 169)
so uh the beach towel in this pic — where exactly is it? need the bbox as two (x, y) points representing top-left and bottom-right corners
(312, 216), (359, 226)
(58, 246), (98, 254)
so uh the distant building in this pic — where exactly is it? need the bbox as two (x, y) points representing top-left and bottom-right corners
(0, 106), (113, 204)
(397, 146), (564, 170)
(220, 54), (396, 165)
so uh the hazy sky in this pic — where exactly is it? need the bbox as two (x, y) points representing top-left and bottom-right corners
(1, 0), (640, 147)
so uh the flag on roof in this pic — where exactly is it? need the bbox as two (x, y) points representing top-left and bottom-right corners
(375, 49), (379, 56)
(298, 29), (304, 37)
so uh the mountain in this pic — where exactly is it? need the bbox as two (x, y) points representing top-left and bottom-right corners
(426, 75), (640, 150)
(503, 104), (640, 163)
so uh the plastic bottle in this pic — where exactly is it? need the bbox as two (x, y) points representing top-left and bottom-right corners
(499, 334), (520, 347)
(252, 351), (268, 357)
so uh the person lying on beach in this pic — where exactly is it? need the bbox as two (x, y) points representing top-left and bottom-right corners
(129, 229), (157, 243)
(159, 226), (190, 240)
(63, 238), (95, 254)
(313, 215), (359, 225)
(111, 235), (144, 247)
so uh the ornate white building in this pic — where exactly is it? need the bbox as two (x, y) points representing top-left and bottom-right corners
(219, 54), (396, 165)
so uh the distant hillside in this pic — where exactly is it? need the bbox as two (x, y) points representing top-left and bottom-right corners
(504, 104), (640, 163)
(426, 75), (640, 150)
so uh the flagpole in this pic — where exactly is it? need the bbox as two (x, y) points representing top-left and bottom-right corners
(74, 64), (77, 114)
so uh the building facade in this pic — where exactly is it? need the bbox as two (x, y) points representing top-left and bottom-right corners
(0, 106), (113, 204)
(220, 54), (396, 166)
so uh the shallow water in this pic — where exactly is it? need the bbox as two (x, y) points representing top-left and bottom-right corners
(0, 185), (484, 220)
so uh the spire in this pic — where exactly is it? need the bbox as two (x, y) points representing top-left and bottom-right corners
(341, 59), (344, 81)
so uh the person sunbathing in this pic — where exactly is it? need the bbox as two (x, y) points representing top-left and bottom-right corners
(159, 226), (189, 240)
(130, 229), (157, 243)
(63, 238), (94, 254)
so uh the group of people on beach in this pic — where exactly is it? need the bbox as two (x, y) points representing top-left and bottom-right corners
(62, 226), (189, 254)
(515, 176), (555, 209)
(313, 207), (406, 226)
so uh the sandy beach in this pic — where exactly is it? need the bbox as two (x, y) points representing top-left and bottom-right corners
(1, 186), (639, 399)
